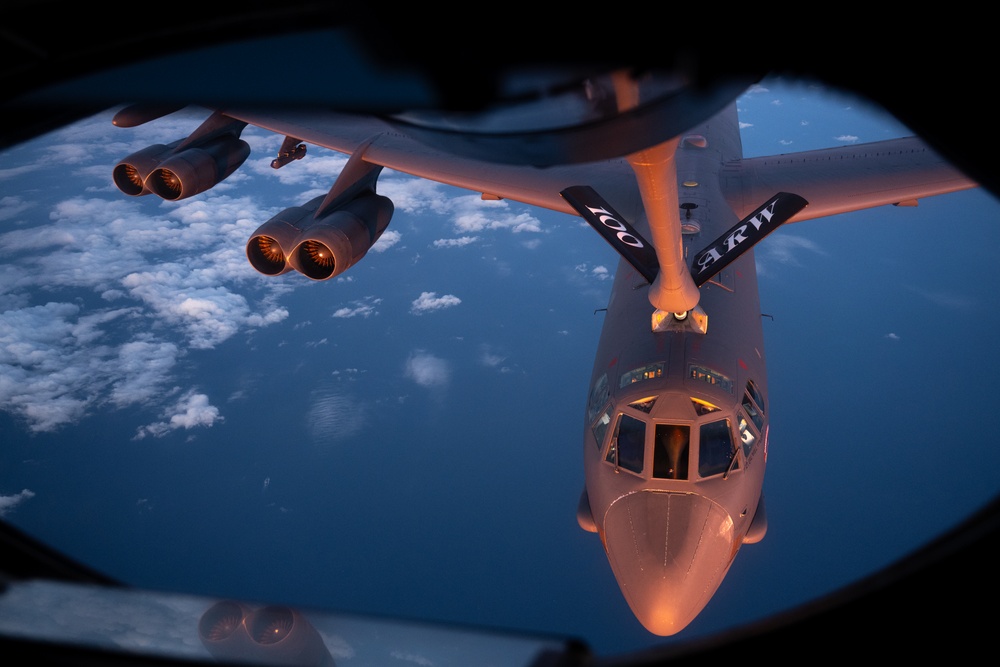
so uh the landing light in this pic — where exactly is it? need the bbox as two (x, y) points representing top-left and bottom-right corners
(651, 306), (708, 334)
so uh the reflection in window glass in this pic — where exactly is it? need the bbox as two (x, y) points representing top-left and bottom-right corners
(746, 379), (766, 415)
(588, 374), (609, 423)
(653, 424), (690, 479)
(742, 392), (764, 431)
(738, 413), (756, 456)
(691, 397), (720, 416)
(699, 419), (737, 477)
(628, 396), (657, 413)
(592, 406), (612, 450)
(605, 413), (645, 474)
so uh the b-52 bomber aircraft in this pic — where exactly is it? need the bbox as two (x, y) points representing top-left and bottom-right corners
(110, 70), (977, 636)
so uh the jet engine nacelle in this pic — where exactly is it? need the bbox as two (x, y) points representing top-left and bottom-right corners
(112, 141), (183, 196)
(112, 136), (250, 201)
(198, 600), (336, 666)
(145, 135), (251, 201)
(246, 192), (394, 280)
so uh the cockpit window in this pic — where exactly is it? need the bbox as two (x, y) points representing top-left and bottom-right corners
(628, 396), (657, 413)
(738, 414), (756, 456)
(605, 413), (645, 474)
(688, 364), (733, 393)
(746, 379), (766, 415)
(619, 362), (664, 388)
(587, 373), (610, 423)
(591, 405), (613, 450)
(691, 397), (720, 415)
(653, 424), (690, 479)
(699, 419), (737, 478)
(741, 391), (764, 432)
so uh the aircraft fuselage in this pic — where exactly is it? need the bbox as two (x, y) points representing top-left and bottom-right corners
(578, 105), (769, 635)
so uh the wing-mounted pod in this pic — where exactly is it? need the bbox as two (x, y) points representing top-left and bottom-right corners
(198, 600), (336, 666)
(112, 140), (184, 196)
(287, 192), (393, 280)
(247, 143), (393, 280)
(246, 202), (317, 276)
(112, 103), (187, 128)
(112, 110), (250, 201)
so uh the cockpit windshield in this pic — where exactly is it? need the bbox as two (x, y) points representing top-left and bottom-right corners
(606, 413), (645, 474)
(698, 419), (737, 477)
(653, 424), (690, 479)
(602, 407), (740, 481)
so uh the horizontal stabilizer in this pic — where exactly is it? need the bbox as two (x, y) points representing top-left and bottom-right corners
(691, 192), (807, 286)
(561, 185), (659, 284)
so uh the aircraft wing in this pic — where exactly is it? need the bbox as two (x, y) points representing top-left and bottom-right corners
(223, 108), (644, 221)
(723, 137), (978, 222)
(230, 109), (976, 230)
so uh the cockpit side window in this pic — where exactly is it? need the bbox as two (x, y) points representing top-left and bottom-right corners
(738, 414), (756, 457)
(605, 413), (645, 474)
(591, 405), (613, 450)
(653, 424), (690, 479)
(746, 379), (766, 415)
(741, 391), (764, 432)
(699, 419), (737, 478)
(587, 373), (610, 423)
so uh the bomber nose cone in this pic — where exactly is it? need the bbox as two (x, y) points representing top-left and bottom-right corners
(603, 491), (736, 635)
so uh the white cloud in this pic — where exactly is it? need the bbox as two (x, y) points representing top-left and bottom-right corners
(1, 193), (290, 350)
(0, 302), (188, 432)
(0, 195), (34, 221)
(121, 270), (279, 349)
(404, 351), (450, 388)
(573, 263), (612, 283)
(376, 176), (452, 214)
(248, 152), (348, 187)
(410, 292), (461, 314)
(433, 236), (479, 248)
(332, 297), (381, 318)
(885, 333), (900, 341)
(756, 233), (825, 273)
(134, 390), (222, 440)
(0, 489), (35, 517)
(835, 134), (859, 143)
(107, 340), (183, 407)
(451, 196), (542, 234)
(390, 650), (434, 666)
(904, 285), (977, 310)
(479, 345), (512, 373)
(481, 351), (506, 367)
(372, 229), (401, 252)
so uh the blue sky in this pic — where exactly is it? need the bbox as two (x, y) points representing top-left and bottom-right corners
(1, 76), (998, 660)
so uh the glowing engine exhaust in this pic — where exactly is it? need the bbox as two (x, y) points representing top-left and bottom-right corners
(145, 136), (251, 200)
(112, 141), (183, 196)
(198, 600), (336, 666)
(112, 112), (250, 201)
(247, 192), (394, 280)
